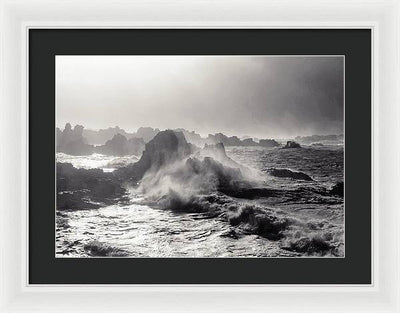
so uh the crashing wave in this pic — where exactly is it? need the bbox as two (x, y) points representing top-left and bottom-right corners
(144, 188), (289, 240)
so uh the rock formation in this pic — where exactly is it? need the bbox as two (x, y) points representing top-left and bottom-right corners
(329, 181), (344, 197)
(83, 126), (135, 145)
(241, 138), (259, 146)
(267, 168), (313, 181)
(95, 134), (145, 156)
(115, 130), (193, 182)
(295, 134), (343, 145)
(56, 162), (128, 210)
(259, 139), (280, 147)
(207, 133), (279, 148)
(134, 127), (160, 143)
(174, 128), (205, 147)
(207, 133), (242, 146)
(57, 123), (94, 155)
(282, 141), (301, 149)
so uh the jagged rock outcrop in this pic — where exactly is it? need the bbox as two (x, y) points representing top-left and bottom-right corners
(199, 143), (242, 170)
(115, 130), (193, 182)
(259, 139), (280, 147)
(329, 181), (344, 197)
(207, 133), (242, 146)
(207, 132), (279, 148)
(267, 168), (313, 181)
(57, 123), (94, 155)
(241, 138), (259, 146)
(56, 162), (128, 210)
(83, 126), (160, 145)
(174, 128), (205, 147)
(95, 134), (145, 156)
(282, 141), (301, 149)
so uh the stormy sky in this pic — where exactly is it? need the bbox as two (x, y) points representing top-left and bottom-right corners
(56, 56), (344, 138)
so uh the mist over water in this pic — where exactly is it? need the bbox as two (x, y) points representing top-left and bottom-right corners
(57, 56), (343, 138)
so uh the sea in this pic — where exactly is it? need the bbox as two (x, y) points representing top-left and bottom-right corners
(56, 144), (344, 258)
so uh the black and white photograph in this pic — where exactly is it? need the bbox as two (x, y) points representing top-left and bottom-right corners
(55, 55), (344, 258)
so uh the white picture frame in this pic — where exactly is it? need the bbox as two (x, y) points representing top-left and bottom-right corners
(0, 0), (399, 312)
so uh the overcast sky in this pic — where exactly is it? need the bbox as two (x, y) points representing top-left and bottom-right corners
(56, 56), (344, 138)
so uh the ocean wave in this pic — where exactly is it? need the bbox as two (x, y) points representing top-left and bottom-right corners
(83, 240), (129, 257)
(280, 216), (344, 256)
(146, 189), (289, 240)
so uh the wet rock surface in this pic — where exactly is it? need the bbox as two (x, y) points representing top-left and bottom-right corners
(267, 168), (313, 181)
(57, 162), (128, 210)
(115, 130), (193, 182)
(329, 181), (344, 197)
(259, 139), (280, 147)
(282, 141), (301, 149)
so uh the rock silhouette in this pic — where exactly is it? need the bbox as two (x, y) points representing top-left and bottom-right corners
(56, 162), (128, 210)
(135, 127), (160, 143)
(268, 168), (313, 181)
(95, 134), (145, 156)
(57, 123), (94, 155)
(115, 130), (193, 182)
(83, 126), (135, 145)
(259, 139), (280, 147)
(295, 134), (343, 145)
(329, 181), (344, 197)
(282, 141), (301, 149)
(207, 133), (243, 146)
(241, 138), (259, 146)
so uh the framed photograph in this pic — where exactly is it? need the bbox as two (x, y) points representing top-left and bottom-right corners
(1, 0), (399, 312)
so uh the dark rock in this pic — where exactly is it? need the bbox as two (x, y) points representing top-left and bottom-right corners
(259, 139), (280, 147)
(282, 141), (301, 149)
(268, 168), (313, 181)
(329, 181), (344, 197)
(115, 130), (193, 182)
(57, 162), (128, 210)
